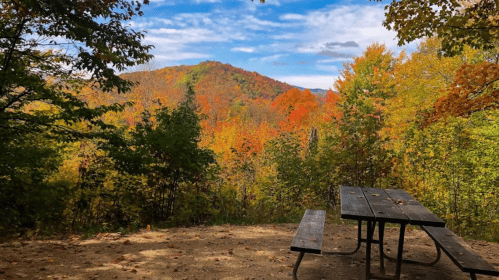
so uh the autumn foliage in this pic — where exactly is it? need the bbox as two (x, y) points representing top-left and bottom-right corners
(4, 41), (499, 241)
(426, 62), (499, 125)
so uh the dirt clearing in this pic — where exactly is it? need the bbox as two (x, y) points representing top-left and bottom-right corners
(1, 222), (498, 279)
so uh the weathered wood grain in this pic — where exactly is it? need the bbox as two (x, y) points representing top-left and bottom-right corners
(340, 186), (375, 221)
(362, 188), (409, 224)
(384, 189), (445, 227)
(290, 209), (325, 254)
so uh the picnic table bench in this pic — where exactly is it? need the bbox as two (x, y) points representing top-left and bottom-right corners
(290, 209), (325, 280)
(289, 186), (499, 280)
(422, 226), (499, 280)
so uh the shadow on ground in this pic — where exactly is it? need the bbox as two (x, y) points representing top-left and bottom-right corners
(0, 222), (498, 280)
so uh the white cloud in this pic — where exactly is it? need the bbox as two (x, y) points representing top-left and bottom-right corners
(274, 4), (418, 56)
(271, 33), (297, 40)
(241, 15), (293, 31)
(147, 28), (229, 43)
(317, 57), (354, 63)
(154, 53), (211, 61)
(279, 13), (306, 21)
(250, 54), (287, 62)
(173, 13), (214, 27)
(127, 18), (174, 29)
(147, 0), (176, 6)
(272, 75), (338, 90)
(231, 47), (256, 53)
(130, 2), (417, 74)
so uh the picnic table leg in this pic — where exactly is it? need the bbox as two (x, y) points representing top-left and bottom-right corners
(378, 221), (386, 275)
(366, 220), (375, 280)
(292, 251), (305, 280)
(470, 272), (477, 280)
(394, 223), (406, 280)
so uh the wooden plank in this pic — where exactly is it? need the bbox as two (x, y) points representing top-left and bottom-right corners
(290, 209), (325, 254)
(422, 226), (499, 276)
(384, 189), (445, 227)
(340, 186), (375, 221)
(362, 188), (409, 224)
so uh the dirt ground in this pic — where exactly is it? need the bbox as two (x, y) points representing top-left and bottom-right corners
(1, 221), (498, 280)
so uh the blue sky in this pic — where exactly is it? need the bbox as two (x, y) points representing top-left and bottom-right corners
(126, 0), (418, 90)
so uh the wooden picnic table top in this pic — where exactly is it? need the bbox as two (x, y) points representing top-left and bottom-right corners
(340, 186), (445, 227)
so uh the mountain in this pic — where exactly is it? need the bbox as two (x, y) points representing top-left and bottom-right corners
(85, 61), (297, 128)
(293, 86), (329, 96)
(119, 61), (295, 106)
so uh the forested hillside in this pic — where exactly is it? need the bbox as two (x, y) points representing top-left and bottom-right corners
(2, 0), (498, 242)
(4, 38), (499, 241)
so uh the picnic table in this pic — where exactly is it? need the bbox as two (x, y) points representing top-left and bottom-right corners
(339, 186), (446, 280)
(290, 186), (499, 280)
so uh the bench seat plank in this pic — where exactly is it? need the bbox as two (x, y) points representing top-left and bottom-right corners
(384, 189), (445, 227)
(340, 186), (375, 221)
(362, 188), (409, 224)
(290, 209), (325, 254)
(422, 226), (499, 277)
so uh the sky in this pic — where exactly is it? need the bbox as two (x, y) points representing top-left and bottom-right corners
(125, 0), (419, 90)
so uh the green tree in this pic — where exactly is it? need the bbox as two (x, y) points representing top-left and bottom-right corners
(108, 87), (215, 222)
(263, 133), (304, 216)
(0, 0), (152, 233)
(378, 0), (499, 57)
(1, 0), (152, 137)
(333, 43), (395, 187)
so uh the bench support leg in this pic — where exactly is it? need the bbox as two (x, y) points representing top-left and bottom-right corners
(324, 220), (362, 255)
(469, 272), (477, 280)
(323, 220), (380, 256)
(292, 251), (305, 280)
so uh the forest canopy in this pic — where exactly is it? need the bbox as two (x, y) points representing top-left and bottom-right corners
(0, 0), (498, 242)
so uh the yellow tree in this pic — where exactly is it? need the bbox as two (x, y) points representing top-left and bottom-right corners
(384, 37), (464, 146)
(378, 0), (499, 121)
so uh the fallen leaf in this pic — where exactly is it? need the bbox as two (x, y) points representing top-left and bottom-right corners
(123, 239), (131, 245)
